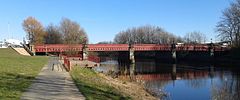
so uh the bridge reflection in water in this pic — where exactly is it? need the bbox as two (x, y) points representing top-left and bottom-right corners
(94, 58), (240, 100)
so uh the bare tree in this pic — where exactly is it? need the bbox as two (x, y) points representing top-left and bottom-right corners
(114, 25), (182, 44)
(211, 73), (240, 100)
(45, 24), (63, 44)
(184, 31), (207, 44)
(97, 41), (114, 44)
(216, 0), (240, 46)
(22, 16), (45, 44)
(59, 18), (88, 44)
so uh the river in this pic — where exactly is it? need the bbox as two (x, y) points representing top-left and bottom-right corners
(94, 58), (240, 100)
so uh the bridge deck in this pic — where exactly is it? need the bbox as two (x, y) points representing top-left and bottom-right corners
(34, 44), (228, 53)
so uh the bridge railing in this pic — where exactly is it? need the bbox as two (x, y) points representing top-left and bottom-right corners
(34, 44), (230, 52)
(214, 46), (230, 51)
(175, 44), (207, 51)
(133, 44), (171, 51)
(87, 44), (129, 51)
(63, 56), (71, 71)
(35, 44), (83, 52)
(88, 56), (100, 63)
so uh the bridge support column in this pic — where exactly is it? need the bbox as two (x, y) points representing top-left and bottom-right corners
(129, 44), (135, 64)
(171, 42), (177, 63)
(130, 63), (135, 75)
(30, 45), (35, 56)
(171, 64), (177, 80)
(209, 65), (214, 78)
(209, 43), (214, 59)
(82, 44), (88, 60)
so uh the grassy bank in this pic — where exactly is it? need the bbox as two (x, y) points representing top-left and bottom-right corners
(0, 48), (48, 99)
(70, 67), (131, 100)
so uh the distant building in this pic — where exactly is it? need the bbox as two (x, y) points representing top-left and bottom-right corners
(4, 39), (22, 47)
(0, 40), (7, 48)
(213, 41), (231, 48)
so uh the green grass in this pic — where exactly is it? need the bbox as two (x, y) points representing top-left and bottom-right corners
(70, 67), (131, 100)
(0, 48), (48, 100)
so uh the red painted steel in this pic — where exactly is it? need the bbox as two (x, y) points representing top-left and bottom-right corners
(87, 44), (129, 51)
(35, 44), (83, 52)
(133, 44), (171, 51)
(63, 56), (71, 71)
(176, 44), (209, 51)
(88, 56), (100, 63)
(34, 44), (229, 52)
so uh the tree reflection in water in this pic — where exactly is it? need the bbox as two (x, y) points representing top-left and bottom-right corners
(186, 78), (208, 89)
(96, 58), (240, 100)
(211, 72), (240, 100)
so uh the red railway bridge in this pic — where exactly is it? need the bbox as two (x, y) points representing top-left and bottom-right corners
(33, 44), (227, 52)
(30, 44), (229, 63)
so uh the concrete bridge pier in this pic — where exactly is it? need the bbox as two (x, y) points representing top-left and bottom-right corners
(171, 64), (177, 80)
(129, 44), (135, 64)
(130, 63), (135, 75)
(82, 44), (88, 60)
(209, 65), (214, 78)
(209, 43), (215, 60)
(210, 47), (214, 57)
(171, 42), (177, 63)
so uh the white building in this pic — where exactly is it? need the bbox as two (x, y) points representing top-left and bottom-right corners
(1, 39), (22, 48)
(0, 40), (7, 48)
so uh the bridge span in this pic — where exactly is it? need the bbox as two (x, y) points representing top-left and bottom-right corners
(30, 44), (229, 63)
(33, 44), (226, 52)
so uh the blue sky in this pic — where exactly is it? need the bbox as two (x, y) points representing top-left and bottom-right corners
(0, 0), (233, 43)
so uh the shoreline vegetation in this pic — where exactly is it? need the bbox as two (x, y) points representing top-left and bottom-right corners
(215, 47), (240, 65)
(0, 48), (48, 99)
(226, 47), (240, 59)
(70, 67), (157, 100)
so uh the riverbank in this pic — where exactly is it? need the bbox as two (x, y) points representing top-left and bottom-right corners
(214, 47), (240, 65)
(70, 67), (157, 100)
(225, 47), (240, 59)
(0, 48), (48, 99)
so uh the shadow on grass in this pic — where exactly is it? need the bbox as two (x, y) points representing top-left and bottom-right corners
(0, 72), (36, 99)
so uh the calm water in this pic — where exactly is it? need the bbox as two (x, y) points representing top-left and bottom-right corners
(94, 58), (240, 100)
